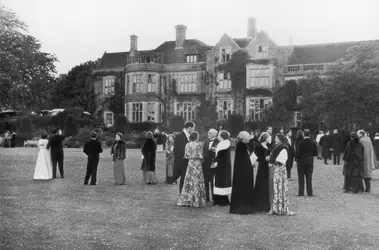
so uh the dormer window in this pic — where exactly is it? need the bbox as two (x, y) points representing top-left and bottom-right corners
(257, 45), (269, 58)
(186, 55), (198, 63)
(220, 48), (232, 62)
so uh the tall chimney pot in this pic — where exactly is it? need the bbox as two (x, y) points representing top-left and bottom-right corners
(130, 34), (138, 55)
(175, 25), (187, 49)
(247, 17), (257, 38)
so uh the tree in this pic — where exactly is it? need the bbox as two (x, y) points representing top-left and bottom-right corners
(19, 116), (32, 133)
(222, 50), (251, 114)
(50, 60), (99, 113)
(227, 113), (244, 137)
(169, 115), (184, 132)
(64, 115), (77, 137)
(0, 5), (57, 111)
(299, 42), (379, 131)
(115, 114), (128, 135)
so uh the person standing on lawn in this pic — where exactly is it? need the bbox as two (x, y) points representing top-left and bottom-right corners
(47, 128), (66, 179)
(83, 132), (103, 185)
(111, 132), (127, 185)
(296, 129), (318, 197)
(173, 121), (196, 194)
(202, 129), (219, 203)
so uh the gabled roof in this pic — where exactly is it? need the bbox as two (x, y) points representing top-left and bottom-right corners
(233, 38), (254, 48)
(287, 40), (379, 65)
(96, 52), (128, 69)
(154, 39), (212, 64)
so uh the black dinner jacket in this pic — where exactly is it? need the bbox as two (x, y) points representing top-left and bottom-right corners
(173, 131), (189, 170)
(47, 134), (66, 153)
(203, 138), (219, 167)
(83, 139), (103, 155)
(286, 136), (296, 159)
(296, 137), (318, 166)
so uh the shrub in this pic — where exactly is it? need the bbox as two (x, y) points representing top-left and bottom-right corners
(169, 115), (184, 132)
(227, 114), (244, 137)
(115, 114), (128, 135)
(105, 138), (115, 147)
(76, 127), (92, 143)
(64, 115), (77, 137)
(128, 122), (156, 132)
(125, 141), (138, 149)
(20, 116), (32, 133)
(63, 137), (82, 148)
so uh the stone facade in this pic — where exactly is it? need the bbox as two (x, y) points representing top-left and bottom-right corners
(93, 18), (377, 128)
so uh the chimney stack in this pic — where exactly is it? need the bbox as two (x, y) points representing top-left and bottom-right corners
(175, 25), (187, 49)
(247, 17), (257, 38)
(130, 34), (138, 55)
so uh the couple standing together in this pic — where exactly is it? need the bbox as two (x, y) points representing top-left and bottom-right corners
(174, 122), (231, 207)
(33, 129), (66, 180)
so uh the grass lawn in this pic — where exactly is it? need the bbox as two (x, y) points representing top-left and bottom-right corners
(1, 148), (379, 250)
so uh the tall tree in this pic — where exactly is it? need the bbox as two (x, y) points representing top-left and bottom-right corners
(0, 5), (57, 111)
(299, 42), (379, 131)
(50, 60), (99, 113)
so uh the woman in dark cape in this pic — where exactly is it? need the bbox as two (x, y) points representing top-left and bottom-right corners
(230, 131), (255, 214)
(251, 132), (271, 213)
(213, 130), (232, 206)
(342, 132), (364, 193)
(141, 131), (158, 184)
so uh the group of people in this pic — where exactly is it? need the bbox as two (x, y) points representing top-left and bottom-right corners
(32, 122), (378, 214)
(33, 129), (127, 186)
(2, 130), (16, 148)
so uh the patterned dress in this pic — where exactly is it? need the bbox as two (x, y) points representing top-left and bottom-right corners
(177, 141), (206, 208)
(269, 144), (294, 216)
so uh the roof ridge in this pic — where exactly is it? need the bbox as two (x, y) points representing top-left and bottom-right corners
(292, 39), (379, 48)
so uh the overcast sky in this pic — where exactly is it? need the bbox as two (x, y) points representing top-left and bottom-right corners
(3, 0), (379, 75)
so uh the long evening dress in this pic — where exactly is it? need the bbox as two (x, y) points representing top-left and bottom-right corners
(251, 143), (270, 212)
(33, 139), (53, 180)
(141, 138), (158, 184)
(230, 141), (255, 214)
(177, 141), (206, 208)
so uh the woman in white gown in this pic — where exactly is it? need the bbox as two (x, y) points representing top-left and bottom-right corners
(33, 133), (53, 180)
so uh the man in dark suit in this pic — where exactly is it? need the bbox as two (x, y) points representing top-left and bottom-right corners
(202, 128), (219, 202)
(47, 128), (66, 179)
(173, 121), (195, 194)
(332, 129), (342, 165)
(296, 129), (318, 197)
(285, 129), (295, 180)
(83, 132), (103, 185)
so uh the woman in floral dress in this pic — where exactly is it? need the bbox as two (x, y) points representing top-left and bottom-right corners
(266, 133), (295, 216)
(177, 131), (206, 208)
(165, 134), (175, 184)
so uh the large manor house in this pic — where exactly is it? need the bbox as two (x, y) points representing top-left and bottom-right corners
(93, 17), (375, 128)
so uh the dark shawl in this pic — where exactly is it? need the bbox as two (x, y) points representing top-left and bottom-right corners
(141, 138), (157, 171)
(214, 140), (232, 191)
(111, 140), (127, 160)
(269, 143), (287, 165)
(230, 141), (255, 214)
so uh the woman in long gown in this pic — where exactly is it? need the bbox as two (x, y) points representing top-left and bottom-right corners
(213, 130), (232, 206)
(33, 133), (53, 180)
(141, 131), (158, 184)
(251, 132), (271, 213)
(343, 132), (364, 193)
(266, 134), (295, 216)
(230, 131), (255, 214)
(177, 131), (206, 208)
(111, 132), (127, 185)
(165, 134), (175, 184)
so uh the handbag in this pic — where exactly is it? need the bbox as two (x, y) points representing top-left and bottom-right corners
(210, 160), (217, 168)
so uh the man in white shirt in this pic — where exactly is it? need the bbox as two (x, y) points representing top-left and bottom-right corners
(202, 129), (219, 202)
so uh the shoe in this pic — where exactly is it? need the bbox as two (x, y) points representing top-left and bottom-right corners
(90, 183), (96, 186)
(308, 195), (314, 197)
(288, 212), (296, 216)
(296, 194), (304, 196)
(61, 176), (64, 179)
(288, 178), (292, 181)
(84, 183), (88, 185)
